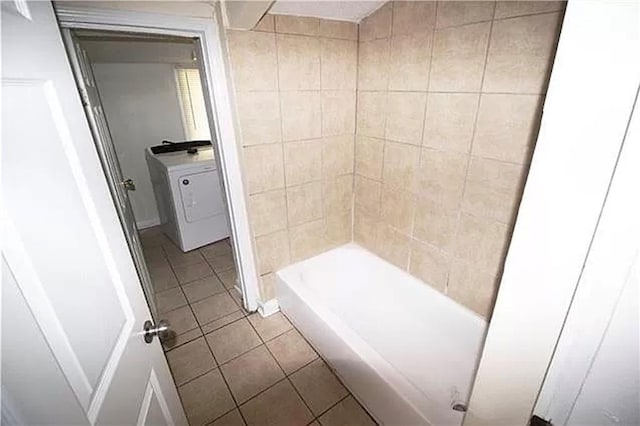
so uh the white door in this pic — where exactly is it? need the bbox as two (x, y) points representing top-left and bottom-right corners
(534, 93), (640, 425)
(62, 28), (159, 318)
(1, 1), (187, 424)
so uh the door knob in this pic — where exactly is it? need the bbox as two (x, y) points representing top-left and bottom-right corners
(143, 319), (170, 343)
(122, 178), (136, 191)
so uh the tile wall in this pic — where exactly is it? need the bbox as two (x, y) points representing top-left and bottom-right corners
(353, 1), (565, 318)
(226, 2), (564, 319)
(226, 15), (358, 300)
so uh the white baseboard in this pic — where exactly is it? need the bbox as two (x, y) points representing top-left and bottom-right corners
(136, 217), (161, 230)
(257, 298), (280, 317)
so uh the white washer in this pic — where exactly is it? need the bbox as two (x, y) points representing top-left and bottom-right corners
(145, 146), (230, 252)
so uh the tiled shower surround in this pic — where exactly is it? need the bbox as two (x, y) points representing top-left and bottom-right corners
(226, 15), (358, 300)
(226, 1), (564, 319)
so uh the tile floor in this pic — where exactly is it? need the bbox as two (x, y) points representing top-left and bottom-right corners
(139, 227), (377, 426)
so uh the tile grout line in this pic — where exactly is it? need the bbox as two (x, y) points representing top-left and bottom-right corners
(277, 311), (374, 421)
(351, 17), (362, 242)
(271, 25), (295, 274)
(161, 242), (242, 349)
(158, 244), (205, 347)
(243, 314), (321, 419)
(163, 276), (371, 424)
(374, 1), (393, 245)
(254, 325), (318, 418)
(147, 237), (250, 425)
(230, 322), (358, 423)
(313, 393), (351, 422)
(445, 0), (498, 297)
(408, 2), (439, 274)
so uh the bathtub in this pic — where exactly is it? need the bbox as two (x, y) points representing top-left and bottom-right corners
(276, 243), (488, 426)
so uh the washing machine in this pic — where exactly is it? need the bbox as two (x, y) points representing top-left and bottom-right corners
(146, 144), (230, 252)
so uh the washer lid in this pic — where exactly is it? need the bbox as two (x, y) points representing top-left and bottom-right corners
(149, 146), (216, 173)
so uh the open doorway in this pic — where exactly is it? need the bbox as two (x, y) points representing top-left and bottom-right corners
(64, 30), (246, 346)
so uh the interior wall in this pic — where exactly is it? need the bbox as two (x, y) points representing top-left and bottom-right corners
(92, 62), (187, 229)
(225, 14), (358, 299)
(353, 1), (564, 319)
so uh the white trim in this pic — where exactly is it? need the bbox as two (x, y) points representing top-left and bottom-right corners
(257, 298), (280, 318)
(54, 3), (261, 312)
(135, 217), (161, 230)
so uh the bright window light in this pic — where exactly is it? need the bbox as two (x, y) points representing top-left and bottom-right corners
(175, 67), (211, 141)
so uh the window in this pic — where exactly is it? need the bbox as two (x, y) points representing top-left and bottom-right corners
(175, 67), (211, 141)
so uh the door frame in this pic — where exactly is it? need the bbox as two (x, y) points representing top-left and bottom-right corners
(54, 2), (261, 312)
(60, 28), (160, 318)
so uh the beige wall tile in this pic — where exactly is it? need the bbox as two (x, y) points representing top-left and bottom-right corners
(254, 14), (275, 32)
(473, 94), (543, 164)
(429, 22), (491, 92)
(358, 39), (391, 91)
(255, 230), (291, 274)
(388, 31), (432, 91)
(259, 273), (277, 300)
(243, 144), (285, 194)
(448, 260), (500, 319)
(287, 182), (323, 225)
(423, 93), (479, 154)
(354, 175), (381, 217)
(359, 2), (392, 41)
(249, 190), (287, 237)
(413, 197), (457, 251)
(453, 213), (510, 273)
(355, 135), (384, 180)
(377, 224), (410, 269)
(227, 30), (278, 91)
(326, 209), (352, 246)
(323, 135), (354, 178)
(418, 148), (468, 210)
(435, 1), (495, 28)
(484, 13), (563, 93)
(284, 139), (322, 186)
(235, 91), (281, 146)
(289, 219), (327, 261)
(463, 157), (527, 223)
(353, 210), (381, 251)
(321, 39), (357, 90)
(409, 239), (450, 292)
(321, 91), (356, 136)
(281, 91), (322, 141)
(277, 34), (321, 90)
(224, 1), (560, 312)
(494, 1), (565, 20)
(320, 19), (358, 40)
(385, 92), (427, 145)
(323, 175), (353, 215)
(380, 186), (415, 233)
(275, 15), (320, 36)
(382, 141), (420, 191)
(391, 1), (437, 36)
(356, 91), (387, 138)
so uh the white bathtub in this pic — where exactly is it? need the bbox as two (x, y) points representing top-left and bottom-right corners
(276, 243), (488, 426)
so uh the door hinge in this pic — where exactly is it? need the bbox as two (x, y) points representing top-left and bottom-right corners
(530, 415), (553, 426)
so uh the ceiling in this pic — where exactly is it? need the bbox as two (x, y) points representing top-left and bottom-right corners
(268, 0), (386, 22)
